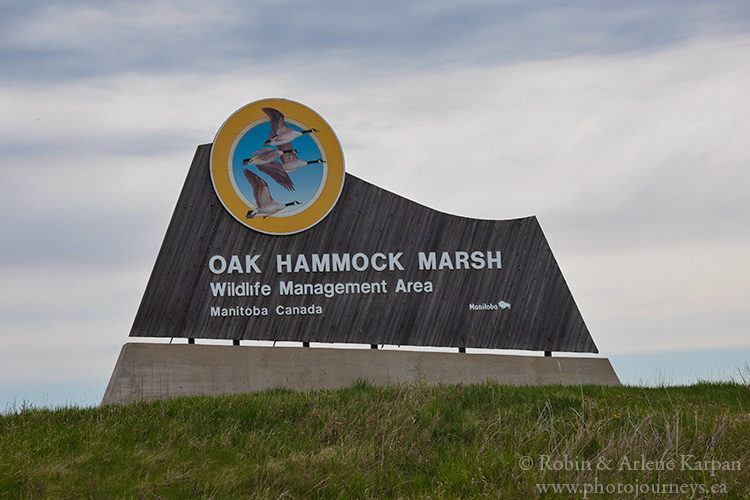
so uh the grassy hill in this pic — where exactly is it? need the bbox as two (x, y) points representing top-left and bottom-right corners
(1, 382), (748, 498)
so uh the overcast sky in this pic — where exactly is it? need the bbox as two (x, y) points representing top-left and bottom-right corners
(1, 1), (749, 407)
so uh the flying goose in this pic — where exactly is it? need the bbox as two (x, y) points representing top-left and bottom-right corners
(243, 169), (300, 218)
(257, 160), (295, 191)
(277, 143), (325, 173)
(242, 147), (284, 166)
(262, 107), (317, 146)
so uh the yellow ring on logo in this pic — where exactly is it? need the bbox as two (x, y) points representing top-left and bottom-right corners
(210, 98), (345, 235)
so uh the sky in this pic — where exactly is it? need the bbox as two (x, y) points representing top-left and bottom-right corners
(1, 0), (749, 409)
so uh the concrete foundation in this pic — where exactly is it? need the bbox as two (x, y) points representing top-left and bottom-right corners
(101, 343), (620, 405)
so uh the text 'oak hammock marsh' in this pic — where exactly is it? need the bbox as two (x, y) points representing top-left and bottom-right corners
(207, 251), (503, 274)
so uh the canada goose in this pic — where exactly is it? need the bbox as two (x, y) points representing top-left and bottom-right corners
(243, 169), (300, 218)
(257, 160), (295, 191)
(262, 107), (317, 146)
(277, 143), (325, 173)
(242, 147), (283, 166)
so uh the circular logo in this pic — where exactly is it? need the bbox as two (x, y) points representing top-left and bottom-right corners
(210, 98), (345, 235)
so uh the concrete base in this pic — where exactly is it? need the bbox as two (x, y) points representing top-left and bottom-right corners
(101, 343), (620, 405)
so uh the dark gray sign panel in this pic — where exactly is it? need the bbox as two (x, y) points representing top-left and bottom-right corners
(130, 144), (598, 353)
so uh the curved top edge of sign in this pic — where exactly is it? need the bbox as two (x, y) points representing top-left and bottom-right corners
(199, 141), (537, 227)
(350, 172), (540, 225)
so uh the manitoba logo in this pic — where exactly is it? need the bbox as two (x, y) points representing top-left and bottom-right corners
(210, 99), (345, 235)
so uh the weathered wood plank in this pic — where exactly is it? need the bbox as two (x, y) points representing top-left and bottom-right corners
(130, 145), (598, 353)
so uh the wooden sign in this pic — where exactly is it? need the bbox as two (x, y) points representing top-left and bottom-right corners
(130, 100), (598, 353)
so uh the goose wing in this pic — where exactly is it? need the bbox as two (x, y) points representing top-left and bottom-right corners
(256, 147), (279, 161)
(243, 148), (275, 165)
(262, 107), (290, 135)
(243, 169), (274, 206)
(257, 161), (295, 191)
(277, 143), (299, 163)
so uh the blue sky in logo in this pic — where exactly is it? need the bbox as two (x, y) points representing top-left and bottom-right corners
(231, 121), (325, 213)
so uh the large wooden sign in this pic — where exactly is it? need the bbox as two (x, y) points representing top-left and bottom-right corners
(130, 100), (598, 353)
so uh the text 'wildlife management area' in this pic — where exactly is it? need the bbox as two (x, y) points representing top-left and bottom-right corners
(207, 250), (509, 317)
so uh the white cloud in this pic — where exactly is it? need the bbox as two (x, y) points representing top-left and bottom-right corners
(0, 264), (147, 384)
(1, 29), (749, 394)
(6, 1), (230, 49)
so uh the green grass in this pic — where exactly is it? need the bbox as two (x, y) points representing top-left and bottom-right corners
(1, 382), (748, 498)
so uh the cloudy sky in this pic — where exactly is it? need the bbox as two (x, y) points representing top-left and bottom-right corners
(2, 1), (749, 408)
